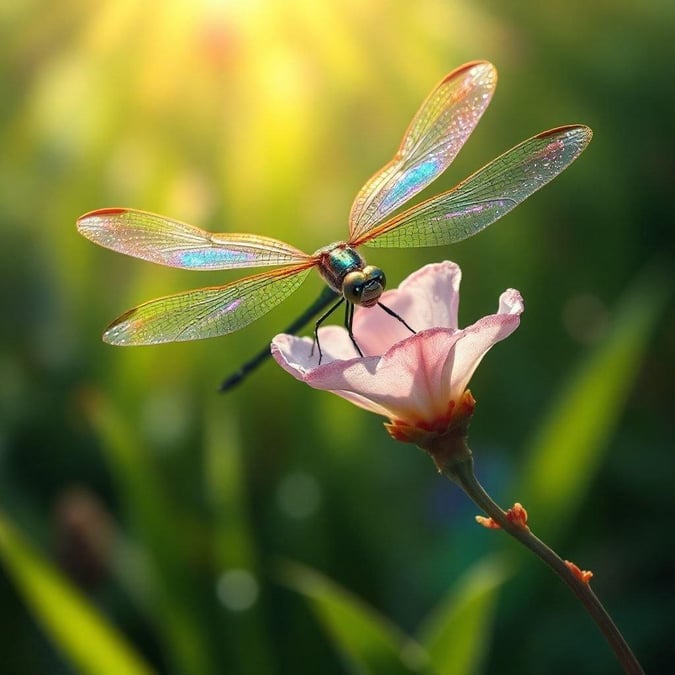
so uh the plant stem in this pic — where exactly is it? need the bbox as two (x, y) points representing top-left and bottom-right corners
(444, 455), (645, 675)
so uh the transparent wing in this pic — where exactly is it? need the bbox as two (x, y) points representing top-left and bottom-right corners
(352, 125), (593, 249)
(77, 208), (311, 270)
(103, 264), (314, 345)
(348, 61), (497, 241)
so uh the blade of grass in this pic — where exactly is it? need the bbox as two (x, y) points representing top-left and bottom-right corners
(518, 268), (669, 540)
(0, 511), (154, 675)
(82, 389), (215, 675)
(279, 560), (431, 675)
(417, 554), (512, 675)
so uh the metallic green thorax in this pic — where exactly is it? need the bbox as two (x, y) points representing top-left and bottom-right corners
(314, 242), (386, 308)
(314, 243), (367, 293)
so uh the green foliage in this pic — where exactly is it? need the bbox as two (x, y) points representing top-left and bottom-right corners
(417, 555), (512, 675)
(83, 392), (217, 675)
(518, 271), (669, 541)
(280, 561), (430, 675)
(0, 512), (154, 675)
(281, 555), (512, 675)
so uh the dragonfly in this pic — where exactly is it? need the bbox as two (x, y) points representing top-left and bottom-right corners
(77, 61), (592, 390)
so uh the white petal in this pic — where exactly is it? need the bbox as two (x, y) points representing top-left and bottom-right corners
(498, 288), (525, 315)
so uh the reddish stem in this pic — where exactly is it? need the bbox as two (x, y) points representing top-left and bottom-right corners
(444, 455), (644, 675)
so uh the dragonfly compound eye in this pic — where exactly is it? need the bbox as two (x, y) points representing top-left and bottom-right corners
(363, 266), (386, 291)
(343, 271), (366, 304)
(344, 266), (386, 307)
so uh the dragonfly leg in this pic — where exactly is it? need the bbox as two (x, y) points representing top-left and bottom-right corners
(377, 301), (416, 334)
(344, 302), (364, 357)
(311, 296), (345, 363)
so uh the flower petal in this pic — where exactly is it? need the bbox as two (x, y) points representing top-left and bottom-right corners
(272, 324), (365, 376)
(354, 261), (461, 345)
(271, 334), (317, 379)
(302, 328), (464, 423)
(445, 289), (524, 396)
(274, 262), (464, 363)
(272, 264), (524, 438)
(271, 334), (392, 417)
(392, 261), (461, 331)
(498, 288), (525, 316)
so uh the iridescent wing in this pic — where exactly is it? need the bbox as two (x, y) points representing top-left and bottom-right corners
(351, 125), (592, 249)
(103, 263), (315, 345)
(348, 61), (497, 241)
(77, 208), (311, 270)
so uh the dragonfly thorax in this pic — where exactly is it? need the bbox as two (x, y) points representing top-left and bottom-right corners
(315, 242), (386, 307)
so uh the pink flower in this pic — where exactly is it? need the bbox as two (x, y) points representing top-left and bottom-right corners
(271, 261), (523, 451)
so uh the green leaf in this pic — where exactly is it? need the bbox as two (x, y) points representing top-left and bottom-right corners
(518, 270), (669, 539)
(83, 391), (215, 675)
(0, 511), (154, 675)
(417, 554), (512, 675)
(279, 560), (431, 675)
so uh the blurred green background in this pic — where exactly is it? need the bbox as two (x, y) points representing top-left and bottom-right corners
(1, 1), (673, 673)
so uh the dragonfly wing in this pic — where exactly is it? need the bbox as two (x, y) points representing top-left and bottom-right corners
(355, 125), (593, 248)
(103, 263), (314, 345)
(77, 208), (311, 269)
(348, 61), (497, 241)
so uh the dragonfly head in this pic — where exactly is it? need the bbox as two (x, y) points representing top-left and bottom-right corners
(343, 266), (386, 307)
